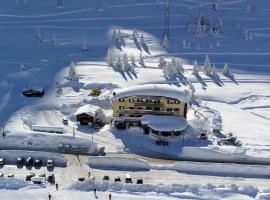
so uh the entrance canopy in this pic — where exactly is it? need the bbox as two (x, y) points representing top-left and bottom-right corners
(140, 115), (188, 132)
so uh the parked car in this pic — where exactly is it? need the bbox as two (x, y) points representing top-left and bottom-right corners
(16, 157), (25, 165)
(200, 133), (208, 140)
(47, 173), (55, 184)
(26, 157), (34, 166)
(114, 176), (121, 183)
(136, 178), (143, 184)
(0, 158), (5, 166)
(0, 173), (4, 177)
(31, 176), (46, 184)
(7, 173), (14, 178)
(35, 159), (42, 168)
(78, 177), (85, 182)
(26, 173), (36, 181)
(103, 175), (110, 181)
(62, 117), (68, 125)
(47, 160), (54, 168)
(125, 173), (132, 184)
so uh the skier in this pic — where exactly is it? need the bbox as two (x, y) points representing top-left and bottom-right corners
(109, 193), (112, 200)
(88, 171), (91, 178)
(48, 193), (52, 200)
(55, 183), (59, 191)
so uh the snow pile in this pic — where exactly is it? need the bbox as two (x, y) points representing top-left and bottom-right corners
(89, 157), (150, 171)
(69, 180), (260, 198)
(0, 178), (30, 190)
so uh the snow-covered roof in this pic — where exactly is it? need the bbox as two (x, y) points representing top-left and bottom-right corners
(140, 115), (188, 132)
(112, 84), (188, 102)
(75, 104), (100, 116)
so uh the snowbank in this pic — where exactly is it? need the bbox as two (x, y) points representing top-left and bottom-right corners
(0, 178), (30, 190)
(89, 157), (150, 171)
(69, 180), (259, 198)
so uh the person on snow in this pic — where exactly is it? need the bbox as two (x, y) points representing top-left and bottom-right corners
(109, 193), (112, 200)
(48, 193), (52, 200)
(55, 183), (59, 191)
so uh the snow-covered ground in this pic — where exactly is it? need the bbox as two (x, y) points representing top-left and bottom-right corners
(1, 0), (270, 199)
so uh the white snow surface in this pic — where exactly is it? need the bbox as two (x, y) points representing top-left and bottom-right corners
(75, 104), (100, 116)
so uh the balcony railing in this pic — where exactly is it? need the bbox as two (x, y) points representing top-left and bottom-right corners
(116, 109), (175, 115)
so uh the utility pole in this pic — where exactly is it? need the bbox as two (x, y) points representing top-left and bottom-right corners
(162, 0), (170, 46)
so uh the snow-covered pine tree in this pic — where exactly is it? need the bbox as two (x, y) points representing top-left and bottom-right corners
(176, 58), (184, 74)
(162, 34), (169, 48)
(36, 26), (42, 42)
(20, 63), (26, 71)
(158, 57), (167, 68)
(139, 52), (145, 66)
(81, 40), (88, 51)
(211, 64), (217, 76)
(189, 83), (196, 103)
(68, 61), (79, 81)
(112, 29), (118, 41)
(57, 0), (63, 7)
(193, 60), (199, 76)
(122, 53), (130, 71)
(182, 40), (187, 48)
(204, 55), (212, 75)
(130, 54), (136, 67)
(106, 49), (114, 67)
(115, 56), (123, 72)
(222, 63), (231, 77)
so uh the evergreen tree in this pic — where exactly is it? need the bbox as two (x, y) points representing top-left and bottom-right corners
(139, 52), (145, 66)
(36, 26), (42, 42)
(204, 55), (212, 75)
(130, 54), (136, 67)
(115, 56), (123, 72)
(193, 60), (199, 76)
(162, 34), (169, 48)
(212, 64), (217, 76)
(122, 53), (130, 71)
(222, 63), (231, 77)
(81, 40), (88, 51)
(140, 33), (145, 45)
(176, 58), (184, 74)
(68, 61), (79, 81)
(20, 63), (26, 71)
(158, 57), (167, 68)
(112, 29), (118, 40)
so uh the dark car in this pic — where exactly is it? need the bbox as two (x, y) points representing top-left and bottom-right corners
(136, 178), (143, 184)
(103, 175), (110, 181)
(34, 159), (42, 168)
(47, 173), (55, 184)
(114, 176), (121, 183)
(16, 157), (25, 165)
(26, 173), (35, 181)
(26, 157), (34, 167)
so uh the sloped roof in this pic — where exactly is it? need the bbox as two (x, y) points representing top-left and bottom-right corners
(112, 84), (188, 102)
(75, 104), (100, 116)
(140, 115), (188, 132)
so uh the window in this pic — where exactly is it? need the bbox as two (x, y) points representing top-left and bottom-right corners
(129, 99), (134, 103)
(137, 107), (143, 110)
(174, 108), (179, 112)
(146, 106), (152, 110)
(174, 100), (180, 104)
(167, 99), (174, 104)
(129, 107), (134, 110)
(119, 98), (125, 102)
(119, 106), (124, 109)
(167, 108), (173, 112)
(154, 107), (160, 111)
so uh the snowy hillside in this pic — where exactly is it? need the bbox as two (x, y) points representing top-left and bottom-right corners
(1, 0), (270, 199)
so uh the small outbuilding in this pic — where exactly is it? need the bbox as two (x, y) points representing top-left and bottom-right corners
(22, 87), (44, 97)
(75, 104), (105, 126)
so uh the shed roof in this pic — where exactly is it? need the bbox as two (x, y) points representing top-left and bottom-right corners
(112, 84), (188, 102)
(75, 104), (100, 116)
(140, 115), (188, 132)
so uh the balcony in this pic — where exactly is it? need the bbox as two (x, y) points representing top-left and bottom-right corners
(116, 109), (175, 115)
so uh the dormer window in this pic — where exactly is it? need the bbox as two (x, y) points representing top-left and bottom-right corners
(119, 98), (125, 102)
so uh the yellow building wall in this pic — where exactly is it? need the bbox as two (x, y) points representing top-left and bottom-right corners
(112, 96), (187, 118)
